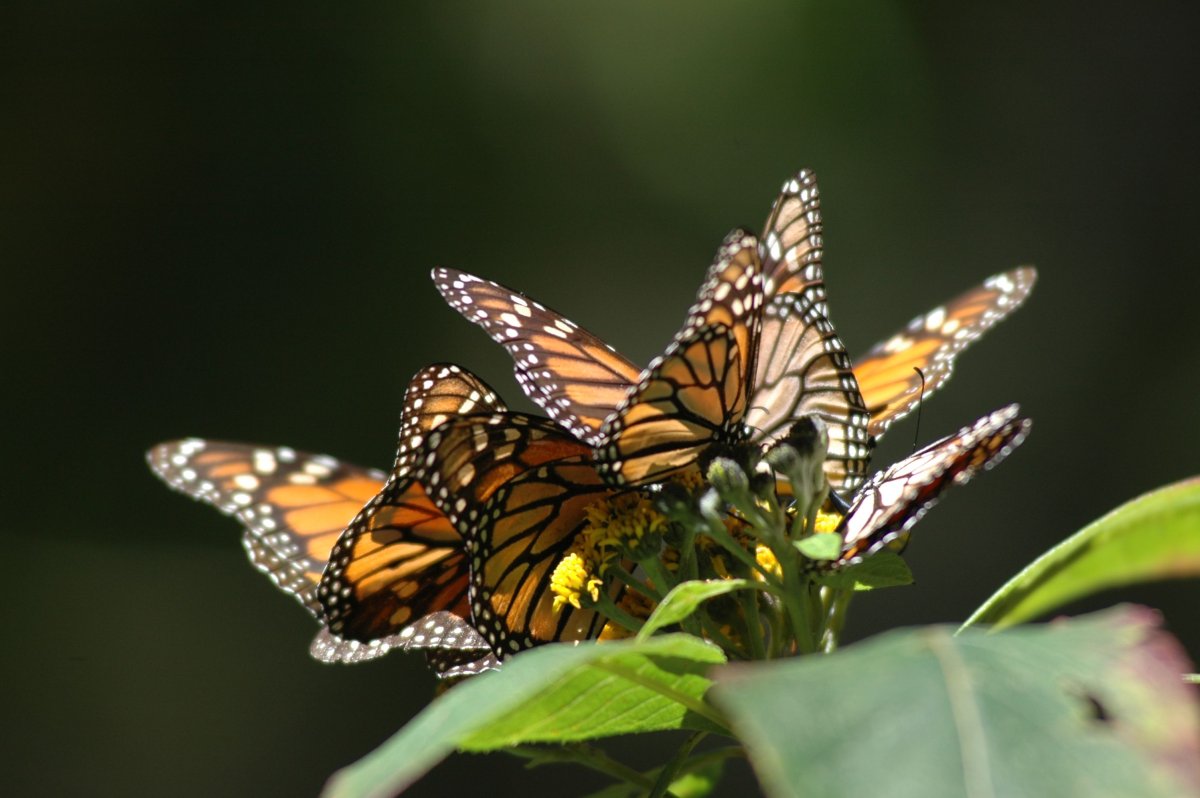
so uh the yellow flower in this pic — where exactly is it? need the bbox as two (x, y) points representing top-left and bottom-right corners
(813, 510), (842, 535)
(550, 552), (604, 611)
(582, 492), (669, 561)
(550, 491), (669, 616)
(754, 544), (781, 581)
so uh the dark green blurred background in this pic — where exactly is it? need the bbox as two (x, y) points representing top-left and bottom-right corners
(4, 2), (1199, 795)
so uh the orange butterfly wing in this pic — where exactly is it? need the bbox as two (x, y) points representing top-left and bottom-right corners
(146, 439), (384, 615)
(433, 267), (642, 445)
(759, 168), (826, 303)
(853, 268), (1037, 438)
(318, 364), (509, 645)
(420, 411), (620, 656)
(748, 291), (872, 492)
(596, 230), (764, 486)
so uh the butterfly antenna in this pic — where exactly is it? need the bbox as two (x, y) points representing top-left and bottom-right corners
(911, 367), (927, 452)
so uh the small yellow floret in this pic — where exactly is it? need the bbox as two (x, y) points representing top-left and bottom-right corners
(755, 544), (781, 581)
(813, 510), (842, 535)
(550, 551), (603, 612)
(583, 492), (669, 557)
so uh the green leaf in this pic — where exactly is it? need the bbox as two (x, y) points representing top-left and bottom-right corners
(323, 635), (727, 798)
(962, 478), (1200, 631)
(711, 607), (1200, 798)
(637, 579), (757, 641)
(817, 550), (914, 591)
(794, 533), (840, 561)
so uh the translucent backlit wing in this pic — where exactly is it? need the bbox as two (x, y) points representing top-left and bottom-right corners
(595, 230), (764, 486)
(318, 364), (509, 643)
(432, 267), (641, 445)
(839, 404), (1031, 563)
(747, 291), (872, 493)
(854, 268), (1037, 439)
(759, 168), (827, 305)
(146, 439), (384, 615)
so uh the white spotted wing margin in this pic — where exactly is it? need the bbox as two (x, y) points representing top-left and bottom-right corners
(146, 439), (386, 616)
(309, 612), (499, 676)
(594, 230), (765, 487)
(432, 267), (642, 446)
(838, 404), (1032, 564)
(759, 167), (828, 306)
(853, 267), (1038, 439)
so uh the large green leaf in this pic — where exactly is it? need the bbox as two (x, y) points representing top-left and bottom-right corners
(323, 635), (727, 798)
(712, 607), (1200, 798)
(962, 477), (1200, 631)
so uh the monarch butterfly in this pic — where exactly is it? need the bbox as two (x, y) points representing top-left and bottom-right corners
(146, 363), (504, 677)
(435, 169), (1033, 491)
(838, 403), (1032, 563)
(436, 229), (870, 491)
(325, 403), (629, 658)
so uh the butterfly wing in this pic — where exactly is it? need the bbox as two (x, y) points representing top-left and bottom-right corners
(747, 291), (872, 493)
(839, 404), (1031, 563)
(596, 230), (764, 486)
(318, 364), (510, 643)
(432, 267), (642, 446)
(854, 268), (1037, 439)
(309, 611), (500, 675)
(392, 362), (508, 476)
(420, 411), (619, 656)
(759, 168), (827, 304)
(146, 439), (385, 615)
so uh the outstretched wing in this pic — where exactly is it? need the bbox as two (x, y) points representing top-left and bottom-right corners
(317, 364), (509, 643)
(839, 404), (1031, 563)
(853, 268), (1037, 439)
(595, 230), (764, 486)
(146, 439), (384, 615)
(432, 267), (641, 445)
(759, 168), (827, 305)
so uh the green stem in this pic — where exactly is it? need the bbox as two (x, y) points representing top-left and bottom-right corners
(775, 542), (815, 655)
(594, 590), (645, 634)
(676, 522), (699, 582)
(738, 588), (766, 660)
(609, 564), (661, 601)
(695, 611), (749, 660)
(701, 516), (781, 588)
(821, 587), (853, 653)
(640, 556), (676, 602)
(677, 744), (746, 772)
(639, 555), (706, 637)
(649, 733), (707, 798)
